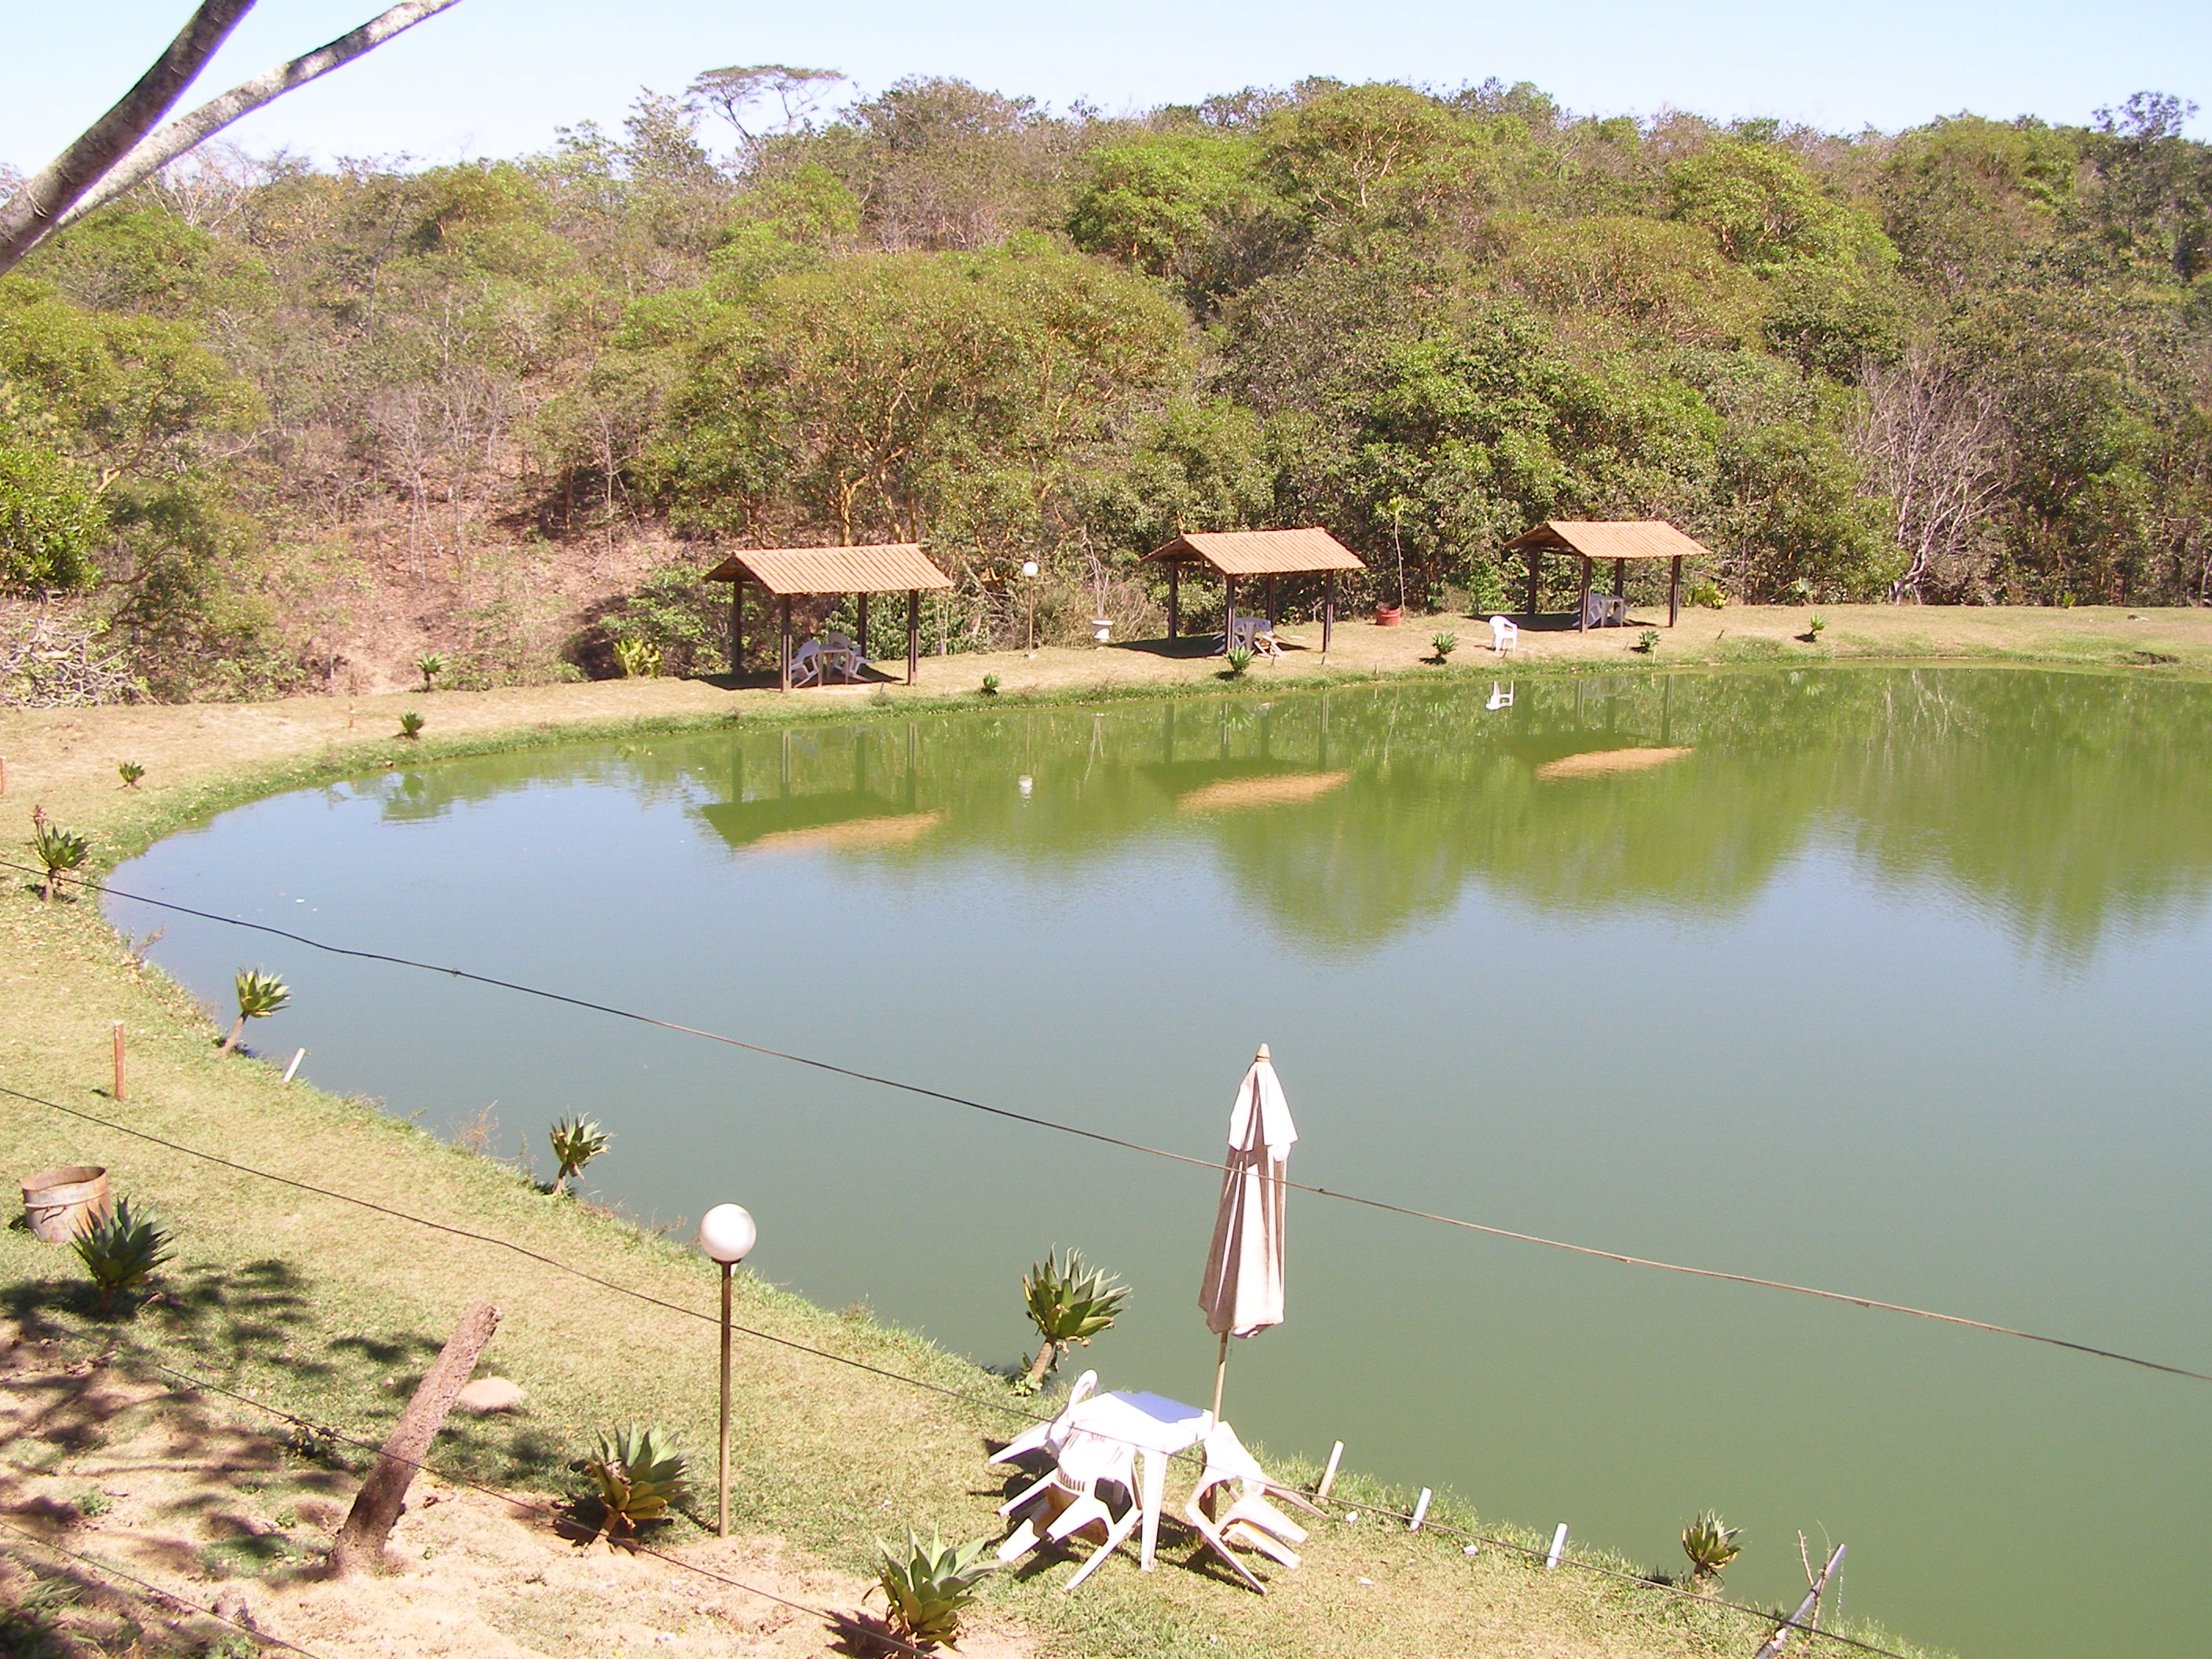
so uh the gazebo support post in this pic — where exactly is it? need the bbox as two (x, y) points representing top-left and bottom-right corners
(1324, 571), (1335, 654)
(778, 595), (792, 691)
(1168, 562), (1180, 643)
(906, 589), (919, 684)
(1527, 547), (1542, 618)
(1577, 557), (1591, 633)
(1613, 558), (1625, 599)
(1225, 577), (1237, 654)
(856, 591), (869, 656)
(1668, 555), (1683, 626)
(1265, 576), (1277, 627)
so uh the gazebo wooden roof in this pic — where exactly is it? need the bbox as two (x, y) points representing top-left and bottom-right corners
(704, 544), (952, 689)
(704, 543), (953, 595)
(1141, 528), (1367, 650)
(1503, 520), (1716, 631)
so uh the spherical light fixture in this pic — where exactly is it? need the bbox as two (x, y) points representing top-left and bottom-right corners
(698, 1203), (756, 1265)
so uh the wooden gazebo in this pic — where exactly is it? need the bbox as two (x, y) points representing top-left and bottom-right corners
(1141, 528), (1367, 652)
(1503, 521), (1714, 630)
(705, 544), (953, 690)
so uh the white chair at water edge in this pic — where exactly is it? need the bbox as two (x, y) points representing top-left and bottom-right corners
(990, 1371), (1098, 1467)
(996, 1423), (1141, 1590)
(1489, 614), (1518, 654)
(1181, 1421), (1327, 1592)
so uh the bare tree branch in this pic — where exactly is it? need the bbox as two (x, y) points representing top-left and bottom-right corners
(0, 0), (258, 276)
(57, 0), (467, 232)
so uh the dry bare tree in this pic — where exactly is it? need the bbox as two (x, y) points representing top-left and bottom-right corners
(1851, 347), (2010, 602)
(0, 0), (465, 276)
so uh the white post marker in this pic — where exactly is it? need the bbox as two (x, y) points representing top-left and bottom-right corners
(1546, 1523), (1569, 1569)
(698, 1203), (758, 1538)
(1409, 1489), (1431, 1531)
(1316, 1440), (1344, 1500)
(283, 1048), (306, 1082)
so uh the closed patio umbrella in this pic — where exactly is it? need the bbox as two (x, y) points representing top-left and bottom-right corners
(1199, 1042), (1298, 1422)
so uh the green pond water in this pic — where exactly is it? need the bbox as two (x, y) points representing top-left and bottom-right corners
(111, 665), (2212, 1657)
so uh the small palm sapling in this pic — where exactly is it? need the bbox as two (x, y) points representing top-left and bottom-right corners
(874, 1532), (994, 1646)
(73, 1199), (174, 1313)
(1019, 1248), (1129, 1390)
(548, 1115), (611, 1192)
(223, 969), (291, 1053)
(398, 710), (426, 739)
(118, 761), (145, 788)
(573, 1426), (689, 1540)
(1681, 1511), (1742, 1584)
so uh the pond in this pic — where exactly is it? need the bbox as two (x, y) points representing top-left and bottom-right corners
(111, 665), (2212, 1657)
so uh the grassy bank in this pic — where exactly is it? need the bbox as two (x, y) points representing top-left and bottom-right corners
(9, 606), (2158, 1658)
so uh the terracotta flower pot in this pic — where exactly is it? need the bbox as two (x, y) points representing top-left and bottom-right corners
(1374, 605), (1404, 627)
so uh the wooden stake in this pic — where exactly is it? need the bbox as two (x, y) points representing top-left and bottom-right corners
(1546, 1523), (1569, 1569)
(331, 1300), (500, 1576)
(1409, 1489), (1431, 1531)
(112, 1023), (124, 1102)
(1316, 1441), (1343, 1500)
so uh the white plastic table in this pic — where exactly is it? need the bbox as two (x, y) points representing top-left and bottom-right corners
(1058, 1390), (1211, 1571)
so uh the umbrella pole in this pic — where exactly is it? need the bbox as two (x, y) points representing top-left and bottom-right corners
(1210, 1330), (1230, 1423)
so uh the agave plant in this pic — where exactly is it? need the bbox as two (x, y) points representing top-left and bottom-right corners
(1019, 1249), (1129, 1390)
(73, 1198), (174, 1313)
(1635, 629), (1661, 655)
(397, 710), (426, 739)
(980, 673), (1001, 696)
(1224, 645), (1255, 678)
(612, 637), (662, 679)
(416, 652), (445, 690)
(873, 1531), (993, 1649)
(118, 761), (145, 788)
(222, 969), (291, 1054)
(572, 1426), (689, 1540)
(29, 817), (90, 901)
(1681, 1511), (1743, 1584)
(548, 1115), (611, 1192)
(1430, 631), (1458, 661)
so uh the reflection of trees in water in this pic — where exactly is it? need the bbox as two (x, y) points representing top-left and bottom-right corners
(364, 669), (2212, 958)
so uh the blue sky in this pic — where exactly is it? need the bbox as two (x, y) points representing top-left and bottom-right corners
(3, 0), (2207, 173)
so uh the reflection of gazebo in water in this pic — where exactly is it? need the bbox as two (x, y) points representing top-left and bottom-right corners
(704, 544), (954, 690)
(1503, 520), (1715, 632)
(698, 726), (936, 853)
(1141, 529), (1367, 652)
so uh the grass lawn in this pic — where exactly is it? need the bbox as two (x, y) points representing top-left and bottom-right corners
(8, 602), (2158, 1658)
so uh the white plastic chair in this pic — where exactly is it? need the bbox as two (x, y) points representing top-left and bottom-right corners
(788, 639), (826, 687)
(997, 1426), (1140, 1589)
(1488, 615), (1518, 654)
(989, 1371), (1097, 1467)
(822, 631), (870, 682)
(1181, 1422), (1325, 1592)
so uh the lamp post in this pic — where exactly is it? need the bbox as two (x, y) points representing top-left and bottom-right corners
(1021, 560), (1039, 654)
(698, 1203), (757, 1537)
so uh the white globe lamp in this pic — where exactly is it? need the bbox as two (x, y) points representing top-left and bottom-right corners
(699, 1201), (756, 1536)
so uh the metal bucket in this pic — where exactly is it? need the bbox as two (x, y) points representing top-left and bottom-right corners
(22, 1165), (111, 1243)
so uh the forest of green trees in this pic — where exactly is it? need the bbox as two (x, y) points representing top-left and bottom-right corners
(2, 74), (2209, 697)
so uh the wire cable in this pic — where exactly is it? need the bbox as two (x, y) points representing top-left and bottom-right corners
(24, 856), (2212, 1388)
(0, 1518), (327, 1659)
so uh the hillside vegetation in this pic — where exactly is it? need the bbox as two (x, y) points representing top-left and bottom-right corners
(2, 74), (2209, 696)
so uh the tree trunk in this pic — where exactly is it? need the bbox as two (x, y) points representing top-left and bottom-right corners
(0, 0), (257, 276)
(331, 1300), (500, 1576)
(1022, 1342), (1059, 1389)
(221, 1017), (245, 1053)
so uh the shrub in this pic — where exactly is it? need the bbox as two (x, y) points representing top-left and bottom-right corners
(117, 760), (145, 788)
(1635, 628), (1660, 654)
(1680, 1511), (1742, 1584)
(397, 710), (425, 739)
(28, 814), (90, 901)
(980, 673), (1001, 695)
(873, 1532), (994, 1649)
(1686, 581), (1727, 609)
(599, 563), (731, 679)
(1020, 1248), (1129, 1390)
(73, 1197), (174, 1313)
(1225, 645), (1254, 677)
(1430, 631), (1458, 661)
(612, 637), (661, 679)
(572, 1426), (689, 1540)
(222, 968), (289, 1054)
(0, 443), (104, 595)
(548, 1115), (611, 1191)
(416, 652), (445, 690)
